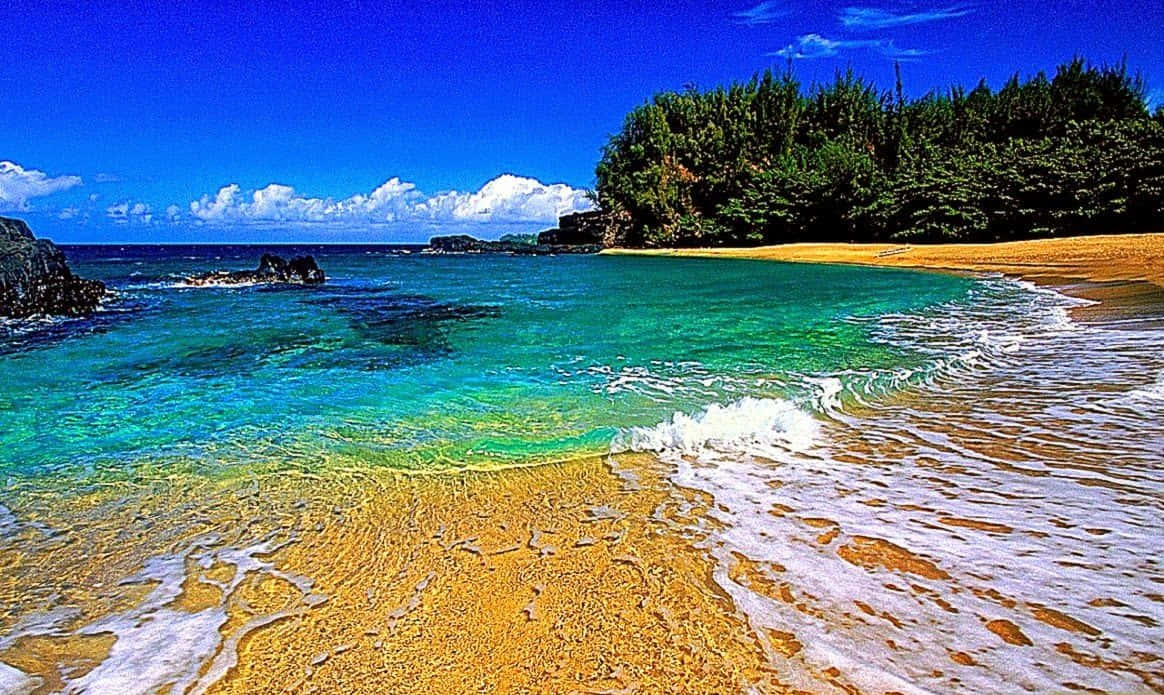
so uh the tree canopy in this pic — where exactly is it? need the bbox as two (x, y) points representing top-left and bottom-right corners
(595, 58), (1164, 247)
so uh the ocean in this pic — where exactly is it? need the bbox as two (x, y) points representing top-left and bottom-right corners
(0, 245), (974, 474)
(1, 245), (1161, 694)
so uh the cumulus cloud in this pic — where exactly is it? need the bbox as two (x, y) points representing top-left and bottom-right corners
(840, 6), (973, 30)
(733, 1), (789, 25)
(0, 160), (83, 210)
(187, 174), (592, 226)
(414, 175), (592, 222)
(106, 201), (153, 224)
(772, 33), (926, 60)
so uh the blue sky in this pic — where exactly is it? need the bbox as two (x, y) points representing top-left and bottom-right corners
(2, 0), (1161, 242)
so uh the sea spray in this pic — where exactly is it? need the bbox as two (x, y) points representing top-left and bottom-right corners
(612, 397), (819, 459)
(627, 278), (1164, 694)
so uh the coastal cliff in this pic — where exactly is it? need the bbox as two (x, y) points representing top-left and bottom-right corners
(536, 210), (621, 247)
(427, 233), (601, 255)
(426, 211), (617, 255)
(0, 216), (105, 317)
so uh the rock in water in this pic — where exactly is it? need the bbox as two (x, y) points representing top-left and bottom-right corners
(0, 216), (106, 318)
(186, 253), (326, 286)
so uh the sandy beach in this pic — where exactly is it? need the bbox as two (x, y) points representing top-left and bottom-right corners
(0, 455), (789, 694)
(5, 1), (1163, 691)
(2, 241), (1161, 694)
(604, 233), (1164, 325)
(601, 233), (1164, 287)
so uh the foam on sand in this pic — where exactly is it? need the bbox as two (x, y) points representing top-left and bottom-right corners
(616, 277), (1164, 694)
(0, 661), (40, 695)
(63, 534), (319, 695)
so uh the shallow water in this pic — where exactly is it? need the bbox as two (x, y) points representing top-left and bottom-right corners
(627, 279), (1164, 693)
(1, 246), (1161, 693)
(0, 246), (970, 474)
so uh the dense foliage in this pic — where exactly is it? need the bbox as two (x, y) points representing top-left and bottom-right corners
(499, 232), (539, 245)
(594, 59), (1164, 246)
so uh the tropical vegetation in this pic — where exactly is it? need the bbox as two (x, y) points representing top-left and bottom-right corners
(594, 58), (1164, 246)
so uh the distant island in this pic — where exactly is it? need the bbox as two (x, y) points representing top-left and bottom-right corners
(578, 58), (1164, 248)
(427, 212), (606, 254)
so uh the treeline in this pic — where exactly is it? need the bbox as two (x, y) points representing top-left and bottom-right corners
(594, 58), (1164, 246)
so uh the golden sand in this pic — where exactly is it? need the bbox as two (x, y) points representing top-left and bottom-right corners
(0, 456), (797, 695)
(984, 619), (1033, 647)
(4, 235), (1160, 693)
(6, 451), (1120, 693)
(602, 233), (1164, 287)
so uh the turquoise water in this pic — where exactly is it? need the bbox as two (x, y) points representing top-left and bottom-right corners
(0, 246), (972, 474)
(5, 246), (1164, 694)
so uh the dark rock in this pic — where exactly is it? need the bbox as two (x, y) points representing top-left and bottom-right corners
(536, 210), (618, 247)
(185, 253), (325, 286)
(426, 234), (601, 256)
(0, 216), (106, 317)
(427, 235), (506, 254)
(426, 210), (619, 255)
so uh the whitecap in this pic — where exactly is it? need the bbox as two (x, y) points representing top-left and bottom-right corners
(612, 397), (818, 459)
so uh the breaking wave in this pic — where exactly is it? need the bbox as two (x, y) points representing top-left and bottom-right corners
(610, 275), (1164, 694)
(612, 396), (818, 458)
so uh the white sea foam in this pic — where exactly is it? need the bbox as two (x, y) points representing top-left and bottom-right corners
(1122, 371), (1164, 403)
(59, 534), (317, 695)
(613, 397), (818, 458)
(619, 276), (1164, 694)
(0, 504), (15, 533)
(0, 662), (41, 695)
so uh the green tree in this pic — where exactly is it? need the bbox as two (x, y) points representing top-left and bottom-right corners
(594, 58), (1164, 247)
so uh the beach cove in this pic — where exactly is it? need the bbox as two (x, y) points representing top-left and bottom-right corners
(0, 238), (1161, 693)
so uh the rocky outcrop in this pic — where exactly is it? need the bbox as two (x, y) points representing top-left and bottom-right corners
(0, 216), (106, 318)
(185, 253), (325, 286)
(536, 210), (622, 247)
(426, 235), (600, 255)
(427, 235), (525, 254)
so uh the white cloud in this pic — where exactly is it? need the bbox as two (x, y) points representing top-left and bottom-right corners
(840, 6), (972, 30)
(0, 160), (83, 210)
(772, 33), (926, 60)
(106, 201), (153, 224)
(188, 178), (420, 224)
(187, 174), (592, 226)
(733, 1), (789, 25)
(415, 175), (591, 222)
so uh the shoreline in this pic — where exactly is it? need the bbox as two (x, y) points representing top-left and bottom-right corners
(602, 233), (1164, 322)
(0, 453), (784, 695)
(599, 233), (1164, 286)
(2, 239), (1162, 693)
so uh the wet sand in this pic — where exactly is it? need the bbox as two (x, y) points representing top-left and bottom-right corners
(2, 235), (1162, 693)
(0, 456), (793, 694)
